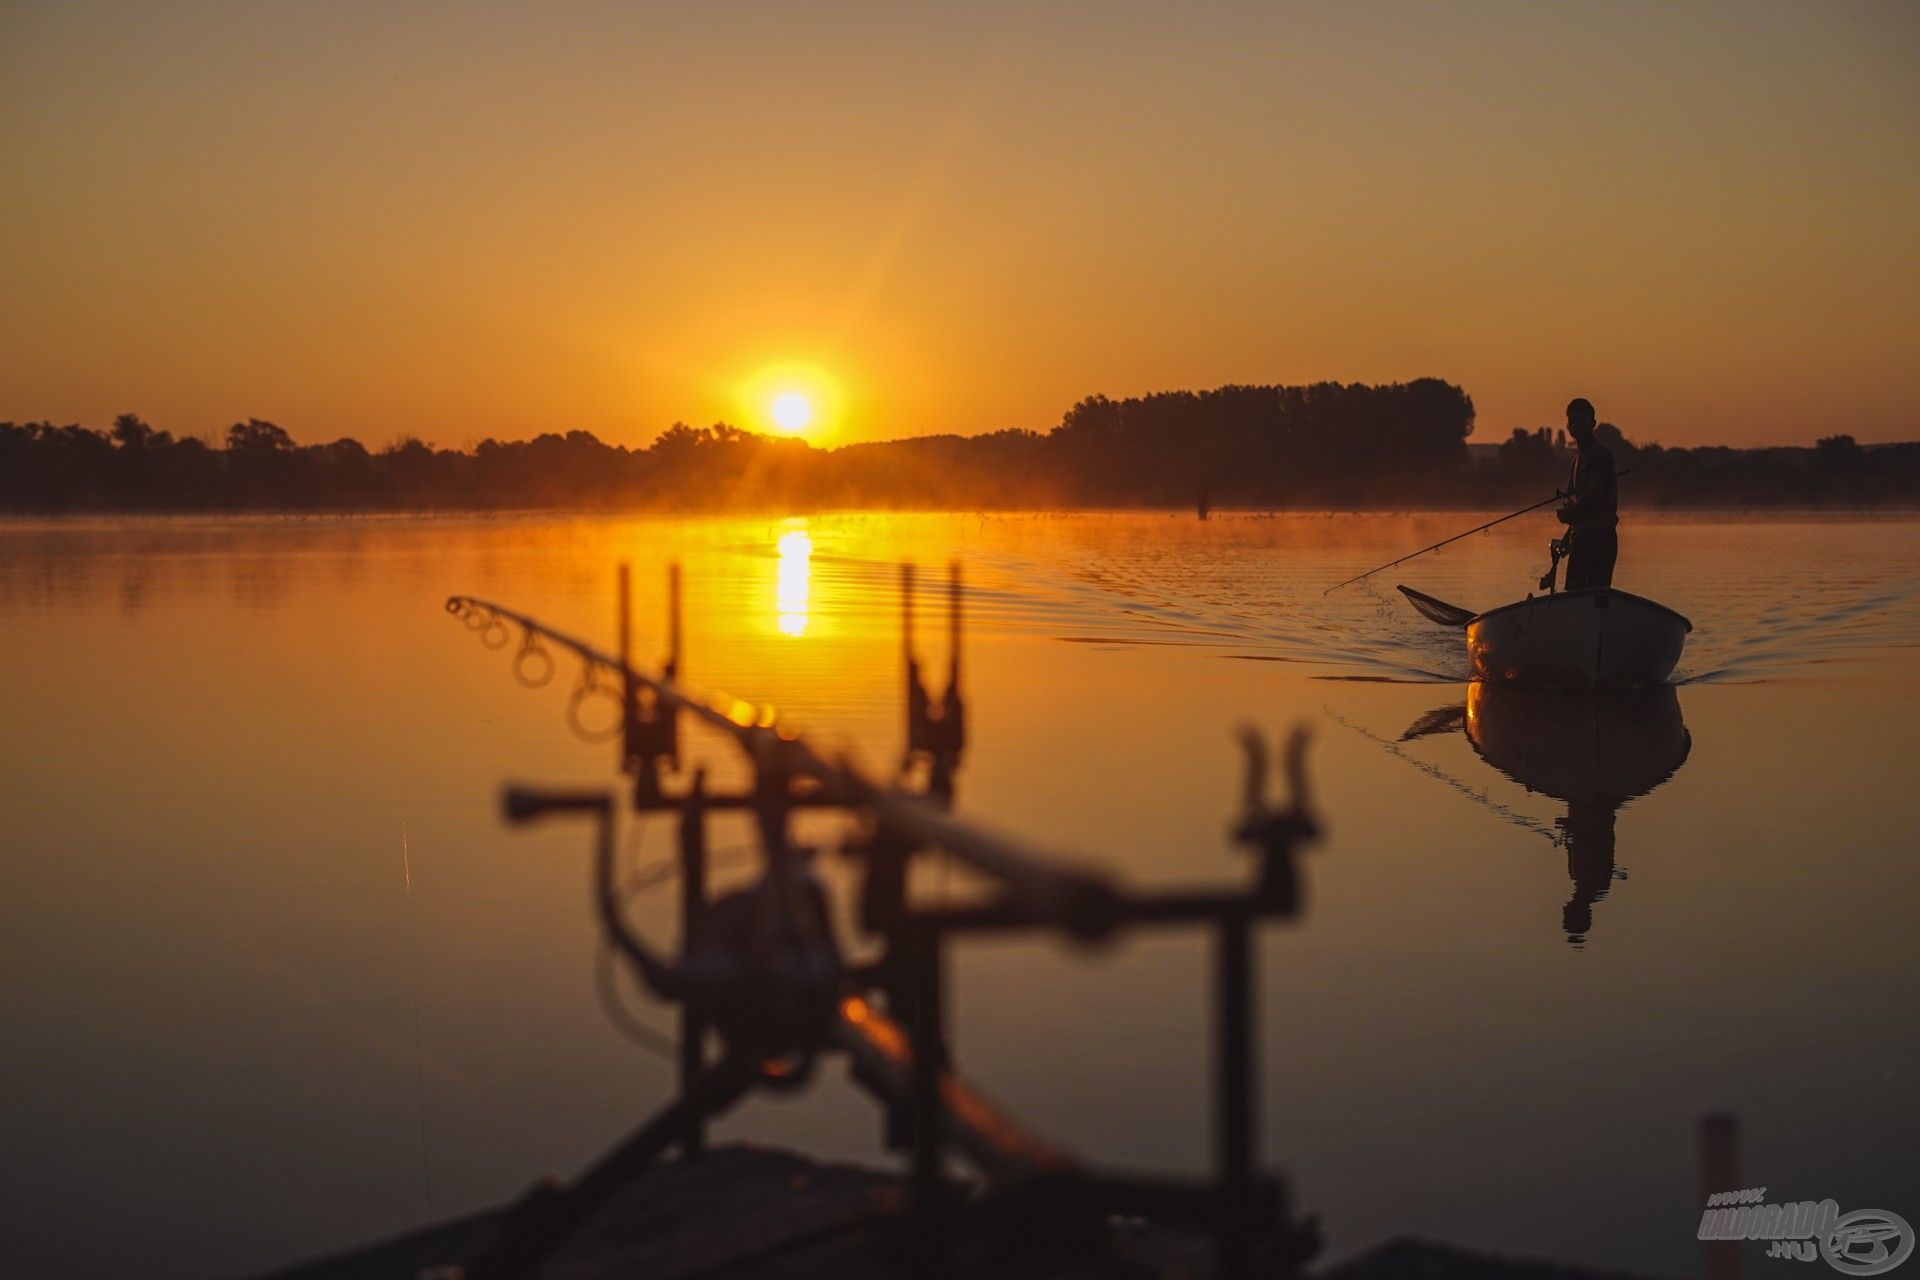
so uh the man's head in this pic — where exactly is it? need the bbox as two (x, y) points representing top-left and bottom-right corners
(1566, 397), (1597, 446)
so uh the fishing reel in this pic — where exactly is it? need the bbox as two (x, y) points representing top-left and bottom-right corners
(503, 784), (845, 1089)
(1539, 537), (1569, 593)
(676, 856), (846, 1087)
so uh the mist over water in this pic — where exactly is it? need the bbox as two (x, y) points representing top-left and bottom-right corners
(1, 512), (1916, 1279)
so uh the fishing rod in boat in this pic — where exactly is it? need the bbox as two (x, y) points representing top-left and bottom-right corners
(1322, 469), (1630, 595)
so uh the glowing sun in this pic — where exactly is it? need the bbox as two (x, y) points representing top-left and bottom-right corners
(738, 363), (839, 439)
(770, 391), (814, 434)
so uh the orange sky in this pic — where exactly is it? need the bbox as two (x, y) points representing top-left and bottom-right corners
(3, 3), (1916, 450)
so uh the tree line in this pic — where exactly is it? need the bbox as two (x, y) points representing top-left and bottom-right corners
(3, 378), (1915, 512)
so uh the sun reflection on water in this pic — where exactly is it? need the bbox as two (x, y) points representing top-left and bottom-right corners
(776, 528), (811, 637)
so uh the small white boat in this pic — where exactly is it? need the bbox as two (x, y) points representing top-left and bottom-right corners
(1399, 584), (1692, 689)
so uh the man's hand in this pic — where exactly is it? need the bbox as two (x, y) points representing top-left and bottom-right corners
(1555, 501), (1575, 525)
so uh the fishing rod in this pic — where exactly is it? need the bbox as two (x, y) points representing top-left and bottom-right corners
(445, 567), (1331, 1279)
(1322, 469), (1630, 595)
(445, 587), (1119, 933)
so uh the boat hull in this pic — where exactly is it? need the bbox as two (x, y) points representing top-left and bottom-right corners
(1466, 589), (1690, 689)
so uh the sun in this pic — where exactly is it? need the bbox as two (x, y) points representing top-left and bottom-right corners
(738, 362), (842, 440)
(771, 391), (813, 435)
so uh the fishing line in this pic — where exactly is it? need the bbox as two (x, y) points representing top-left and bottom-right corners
(591, 814), (681, 1061)
(1320, 705), (1564, 848)
(595, 814), (764, 1057)
(594, 813), (788, 1055)
(593, 945), (680, 1062)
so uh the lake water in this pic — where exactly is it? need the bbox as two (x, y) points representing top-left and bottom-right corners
(3, 512), (1917, 1279)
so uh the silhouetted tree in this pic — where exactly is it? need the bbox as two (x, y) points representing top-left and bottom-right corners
(1816, 434), (1866, 467)
(2, 381), (1915, 512)
(227, 419), (295, 453)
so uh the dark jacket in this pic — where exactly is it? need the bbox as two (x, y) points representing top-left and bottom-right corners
(1561, 442), (1618, 531)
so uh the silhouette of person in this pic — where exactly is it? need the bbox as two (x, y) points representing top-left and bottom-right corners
(1556, 398), (1618, 590)
(1448, 683), (1689, 945)
(1559, 792), (1617, 941)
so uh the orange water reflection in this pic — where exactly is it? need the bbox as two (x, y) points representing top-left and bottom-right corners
(776, 527), (811, 638)
(1, 513), (1917, 1279)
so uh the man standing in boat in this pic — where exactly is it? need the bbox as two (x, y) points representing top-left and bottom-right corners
(1556, 397), (1618, 590)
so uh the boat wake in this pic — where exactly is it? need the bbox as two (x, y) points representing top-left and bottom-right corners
(960, 549), (1920, 687)
(961, 550), (1469, 682)
(1676, 574), (1920, 683)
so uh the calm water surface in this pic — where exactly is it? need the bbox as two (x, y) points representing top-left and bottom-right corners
(3, 513), (1917, 1278)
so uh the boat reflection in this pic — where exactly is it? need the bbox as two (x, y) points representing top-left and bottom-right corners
(1404, 683), (1692, 944)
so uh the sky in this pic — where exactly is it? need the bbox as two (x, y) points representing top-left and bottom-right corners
(2, 1), (1917, 450)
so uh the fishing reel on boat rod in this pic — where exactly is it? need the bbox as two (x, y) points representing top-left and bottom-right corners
(1539, 536), (1569, 594)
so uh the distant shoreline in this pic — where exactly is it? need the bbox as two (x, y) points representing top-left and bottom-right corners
(10, 380), (1918, 514)
(5, 503), (1920, 524)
